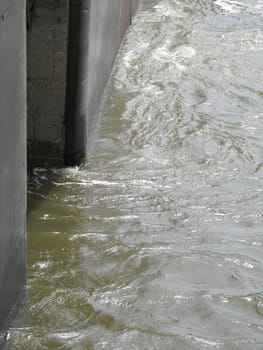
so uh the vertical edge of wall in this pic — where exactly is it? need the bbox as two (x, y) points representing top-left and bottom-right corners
(0, 0), (27, 335)
(64, 0), (88, 165)
(27, 0), (69, 168)
(64, 0), (142, 166)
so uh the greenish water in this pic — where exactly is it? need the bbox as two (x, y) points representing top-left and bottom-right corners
(6, 0), (263, 348)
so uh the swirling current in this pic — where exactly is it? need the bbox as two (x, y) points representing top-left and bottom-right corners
(5, 0), (263, 349)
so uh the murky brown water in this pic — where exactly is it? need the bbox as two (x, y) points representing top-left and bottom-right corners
(5, 0), (263, 348)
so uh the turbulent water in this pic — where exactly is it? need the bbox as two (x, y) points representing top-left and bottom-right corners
(5, 0), (263, 349)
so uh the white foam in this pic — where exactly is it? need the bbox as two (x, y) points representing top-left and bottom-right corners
(215, 0), (263, 15)
(215, 0), (243, 13)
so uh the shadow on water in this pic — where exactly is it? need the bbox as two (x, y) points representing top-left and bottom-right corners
(0, 333), (8, 350)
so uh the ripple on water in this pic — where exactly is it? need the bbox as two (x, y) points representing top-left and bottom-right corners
(5, 0), (263, 349)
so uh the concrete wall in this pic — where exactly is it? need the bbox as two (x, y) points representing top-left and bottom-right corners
(27, 0), (68, 167)
(65, 0), (124, 164)
(65, 0), (142, 165)
(0, 0), (27, 334)
(64, 0), (142, 165)
(28, 0), (141, 167)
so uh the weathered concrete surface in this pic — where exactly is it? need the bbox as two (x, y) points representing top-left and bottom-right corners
(64, 0), (142, 165)
(0, 0), (27, 333)
(27, 0), (68, 167)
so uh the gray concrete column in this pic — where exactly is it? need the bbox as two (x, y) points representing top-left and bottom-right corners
(0, 0), (27, 333)
(64, 0), (142, 165)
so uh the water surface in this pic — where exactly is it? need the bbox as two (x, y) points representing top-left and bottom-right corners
(6, 0), (263, 348)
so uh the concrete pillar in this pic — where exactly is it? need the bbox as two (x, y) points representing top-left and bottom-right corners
(0, 0), (27, 333)
(65, 0), (142, 165)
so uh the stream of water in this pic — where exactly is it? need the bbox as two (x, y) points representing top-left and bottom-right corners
(5, 0), (263, 348)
